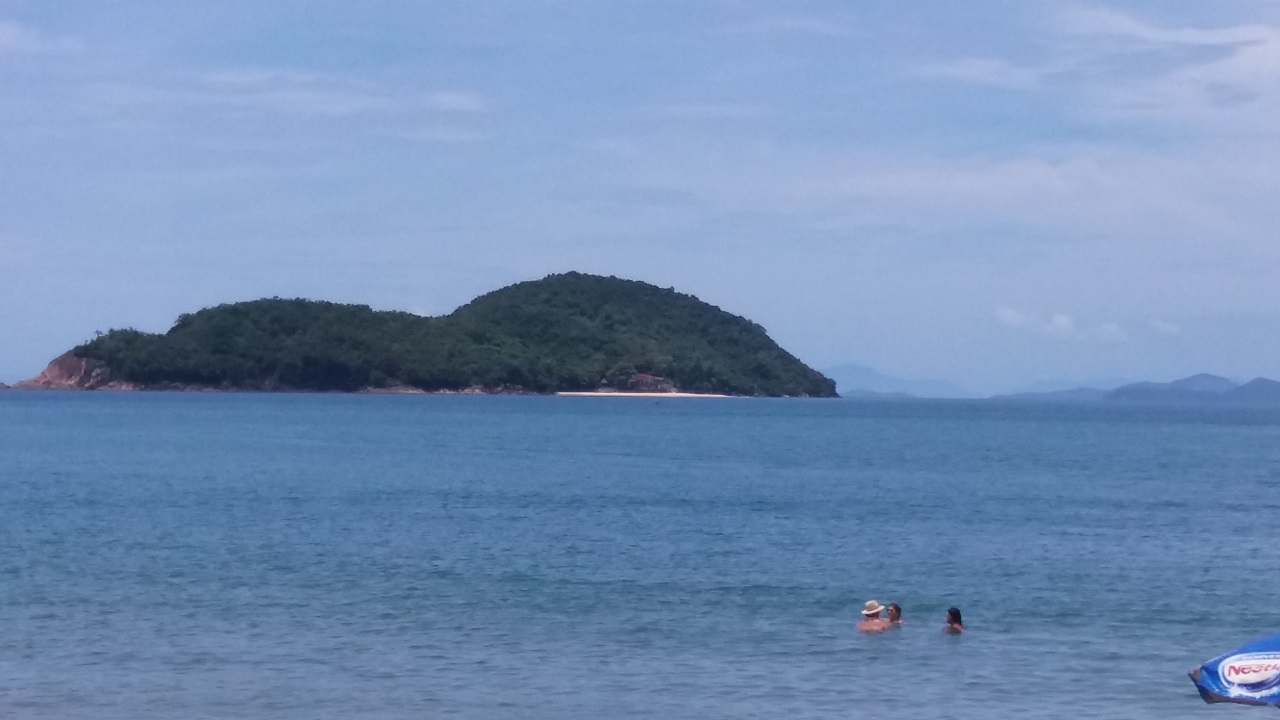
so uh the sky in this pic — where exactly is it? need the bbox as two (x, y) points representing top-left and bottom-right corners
(3, 0), (1280, 394)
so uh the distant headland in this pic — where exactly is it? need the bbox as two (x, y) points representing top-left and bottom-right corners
(996, 373), (1280, 406)
(830, 372), (1280, 405)
(11, 272), (837, 398)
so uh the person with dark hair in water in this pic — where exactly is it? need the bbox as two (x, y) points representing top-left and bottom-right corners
(886, 603), (903, 626)
(945, 607), (964, 634)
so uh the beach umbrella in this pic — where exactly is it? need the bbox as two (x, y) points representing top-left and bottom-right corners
(1190, 633), (1280, 706)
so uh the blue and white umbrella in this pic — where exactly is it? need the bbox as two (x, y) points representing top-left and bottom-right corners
(1191, 633), (1280, 706)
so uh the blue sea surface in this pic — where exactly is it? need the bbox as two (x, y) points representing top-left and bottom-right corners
(2, 392), (1279, 719)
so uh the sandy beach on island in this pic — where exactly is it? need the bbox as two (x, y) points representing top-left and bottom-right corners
(555, 391), (736, 398)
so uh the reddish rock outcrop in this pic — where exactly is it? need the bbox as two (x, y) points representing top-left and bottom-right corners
(15, 352), (139, 391)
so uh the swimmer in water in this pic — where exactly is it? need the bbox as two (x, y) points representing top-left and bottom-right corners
(856, 600), (891, 633)
(886, 603), (903, 626)
(944, 607), (964, 634)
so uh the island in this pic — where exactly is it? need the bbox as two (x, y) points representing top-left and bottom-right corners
(990, 373), (1280, 405)
(17, 272), (837, 398)
(1107, 374), (1280, 405)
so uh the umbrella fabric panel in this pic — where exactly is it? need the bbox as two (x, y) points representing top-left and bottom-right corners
(1191, 633), (1280, 706)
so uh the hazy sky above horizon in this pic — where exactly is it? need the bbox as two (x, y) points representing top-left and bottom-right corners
(4, 1), (1280, 393)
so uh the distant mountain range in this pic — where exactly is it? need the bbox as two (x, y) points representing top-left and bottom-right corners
(822, 363), (970, 398)
(1008, 377), (1135, 395)
(996, 373), (1280, 405)
(828, 365), (1280, 405)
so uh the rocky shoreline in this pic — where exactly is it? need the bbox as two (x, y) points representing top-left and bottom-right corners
(9, 353), (761, 397)
(10, 352), (553, 396)
(13, 352), (141, 391)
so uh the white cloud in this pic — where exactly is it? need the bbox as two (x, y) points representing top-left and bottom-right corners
(1094, 37), (1280, 122)
(1046, 313), (1076, 338)
(599, 135), (1269, 245)
(650, 102), (764, 121)
(997, 306), (1030, 327)
(426, 91), (488, 113)
(0, 21), (82, 57)
(721, 16), (856, 39)
(1150, 319), (1182, 335)
(1059, 6), (1275, 47)
(386, 126), (485, 144)
(600, 11), (1280, 248)
(194, 70), (394, 117)
(996, 307), (1128, 344)
(78, 70), (489, 123)
(1091, 321), (1128, 344)
(933, 7), (1280, 127)
(1066, 7), (1280, 124)
(921, 57), (1047, 90)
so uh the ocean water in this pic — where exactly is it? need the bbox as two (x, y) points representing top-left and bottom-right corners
(2, 392), (1279, 719)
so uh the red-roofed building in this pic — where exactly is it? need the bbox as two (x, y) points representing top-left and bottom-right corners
(628, 373), (675, 392)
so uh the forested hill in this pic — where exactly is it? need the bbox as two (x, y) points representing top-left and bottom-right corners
(61, 273), (837, 397)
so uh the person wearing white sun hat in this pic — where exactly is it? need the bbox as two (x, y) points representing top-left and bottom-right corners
(856, 599), (891, 633)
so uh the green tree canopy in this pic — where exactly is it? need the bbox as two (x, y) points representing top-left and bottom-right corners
(74, 272), (837, 397)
